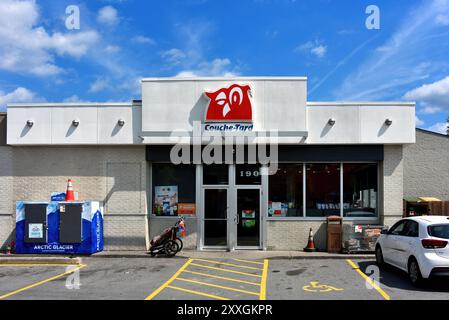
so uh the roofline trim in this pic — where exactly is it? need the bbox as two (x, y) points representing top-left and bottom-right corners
(416, 127), (449, 138)
(307, 101), (415, 107)
(7, 102), (133, 108)
(141, 76), (308, 82)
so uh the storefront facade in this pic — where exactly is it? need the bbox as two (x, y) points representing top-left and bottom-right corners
(2, 77), (416, 251)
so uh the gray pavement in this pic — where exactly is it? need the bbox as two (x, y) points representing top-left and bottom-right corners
(0, 257), (449, 300)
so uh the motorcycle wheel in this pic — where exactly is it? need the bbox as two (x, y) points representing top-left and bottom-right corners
(164, 240), (179, 257)
(175, 238), (183, 252)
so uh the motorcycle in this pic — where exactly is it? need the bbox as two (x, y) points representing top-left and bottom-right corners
(149, 218), (185, 257)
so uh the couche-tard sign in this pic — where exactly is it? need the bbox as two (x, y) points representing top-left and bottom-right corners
(203, 84), (254, 132)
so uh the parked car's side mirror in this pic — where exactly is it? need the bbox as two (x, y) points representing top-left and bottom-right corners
(381, 227), (389, 235)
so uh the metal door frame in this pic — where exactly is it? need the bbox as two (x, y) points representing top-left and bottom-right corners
(232, 185), (263, 250)
(200, 186), (230, 250)
(199, 164), (265, 250)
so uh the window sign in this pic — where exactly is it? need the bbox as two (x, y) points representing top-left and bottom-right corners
(154, 186), (178, 216)
(152, 164), (196, 216)
(236, 164), (261, 185)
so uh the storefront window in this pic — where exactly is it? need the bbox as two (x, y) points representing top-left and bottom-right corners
(203, 164), (229, 185)
(236, 164), (261, 185)
(152, 164), (196, 216)
(268, 164), (303, 217)
(306, 163), (340, 217)
(343, 164), (378, 218)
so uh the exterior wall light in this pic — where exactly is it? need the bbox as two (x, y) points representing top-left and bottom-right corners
(117, 119), (125, 126)
(72, 119), (80, 127)
(385, 118), (393, 126)
(26, 120), (34, 127)
(328, 118), (336, 126)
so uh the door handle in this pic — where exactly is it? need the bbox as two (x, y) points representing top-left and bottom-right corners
(236, 214), (240, 225)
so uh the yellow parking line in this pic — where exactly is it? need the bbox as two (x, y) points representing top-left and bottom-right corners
(193, 259), (263, 271)
(182, 270), (261, 286)
(0, 264), (87, 300)
(176, 277), (260, 296)
(145, 258), (193, 300)
(233, 258), (265, 265)
(0, 263), (81, 267)
(259, 259), (269, 300)
(346, 259), (391, 301)
(190, 263), (263, 278)
(166, 285), (230, 300)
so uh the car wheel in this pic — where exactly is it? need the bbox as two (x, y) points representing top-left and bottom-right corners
(408, 258), (423, 286)
(375, 246), (385, 268)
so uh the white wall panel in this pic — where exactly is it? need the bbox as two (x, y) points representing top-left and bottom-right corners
(141, 78), (308, 134)
(360, 106), (415, 144)
(307, 106), (360, 144)
(98, 106), (139, 144)
(7, 107), (52, 144)
(7, 103), (138, 145)
(51, 106), (98, 144)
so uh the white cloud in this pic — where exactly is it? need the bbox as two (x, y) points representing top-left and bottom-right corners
(131, 36), (156, 45)
(436, 14), (449, 25)
(162, 22), (240, 77)
(63, 95), (86, 103)
(176, 58), (239, 77)
(415, 115), (425, 126)
(335, 0), (449, 101)
(311, 45), (327, 58)
(403, 76), (449, 113)
(421, 106), (442, 114)
(427, 122), (448, 134)
(295, 40), (327, 58)
(0, 0), (99, 76)
(117, 76), (142, 95)
(97, 6), (120, 26)
(89, 78), (109, 93)
(104, 45), (121, 54)
(0, 87), (41, 110)
(161, 48), (187, 65)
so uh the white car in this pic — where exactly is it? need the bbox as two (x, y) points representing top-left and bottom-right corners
(375, 216), (449, 285)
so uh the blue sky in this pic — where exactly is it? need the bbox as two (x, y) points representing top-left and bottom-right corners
(0, 0), (448, 133)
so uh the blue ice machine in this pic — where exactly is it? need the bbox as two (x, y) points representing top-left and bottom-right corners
(15, 201), (104, 254)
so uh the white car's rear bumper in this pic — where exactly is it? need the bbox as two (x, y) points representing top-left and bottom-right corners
(419, 252), (449, 278)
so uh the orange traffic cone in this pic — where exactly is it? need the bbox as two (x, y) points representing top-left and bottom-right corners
(303, 227), (316, 252)
(65, 179), (75, 201)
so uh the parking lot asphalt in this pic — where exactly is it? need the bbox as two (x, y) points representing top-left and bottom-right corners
(0, 257), (448, 300)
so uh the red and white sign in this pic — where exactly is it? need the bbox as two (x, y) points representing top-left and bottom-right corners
(204, 84), (253, 122)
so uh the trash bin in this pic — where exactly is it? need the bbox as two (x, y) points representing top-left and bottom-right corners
(327, 215), (343, 253)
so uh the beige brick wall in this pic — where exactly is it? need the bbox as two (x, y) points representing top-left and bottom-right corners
(0, 146), (13, 249)
(1, 146), (148, 251)
(267, 221), (327, 251)
(382, 145), (404, 227)
(1, 143), (407, 252)
(403, 130), (449, 201)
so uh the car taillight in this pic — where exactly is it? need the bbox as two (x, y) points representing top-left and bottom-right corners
(422, 239), (448, 249)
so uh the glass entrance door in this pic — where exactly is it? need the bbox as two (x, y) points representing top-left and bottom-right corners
(201, 164), (262, 250)
(203, 188), (228, 247)
(236, 188), (261, 247)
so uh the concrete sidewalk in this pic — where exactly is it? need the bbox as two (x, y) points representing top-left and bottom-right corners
(0, 250), (374, 262)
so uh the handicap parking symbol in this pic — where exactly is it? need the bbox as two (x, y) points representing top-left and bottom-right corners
(303, 281), (344, 293)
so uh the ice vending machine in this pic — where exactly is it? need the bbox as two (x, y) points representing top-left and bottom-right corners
(15, 201), (104, 254)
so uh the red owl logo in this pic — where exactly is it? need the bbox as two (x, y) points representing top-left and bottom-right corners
(204, 84), (253, 122)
